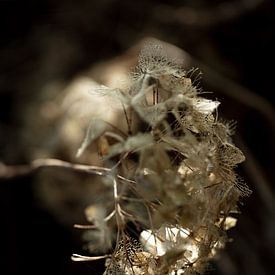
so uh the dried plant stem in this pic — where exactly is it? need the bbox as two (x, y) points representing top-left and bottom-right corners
(71, 254), (111, 262)
(0, 158), (135, 184)
(113, 177), (125, 229)
(74, 210), (116, 229)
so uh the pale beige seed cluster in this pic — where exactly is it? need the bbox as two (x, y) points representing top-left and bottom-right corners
(75, 41), (251, 275)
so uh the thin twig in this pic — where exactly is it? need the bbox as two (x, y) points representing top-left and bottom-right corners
(0, 158), (135, 184)
(71, 254), (111, 261)
(74, 224), (97, 229)
(154, 0), (264, 28)
(74, 210), (116, 229)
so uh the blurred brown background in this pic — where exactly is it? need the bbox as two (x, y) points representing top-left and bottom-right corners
(0, 0), (274, 274)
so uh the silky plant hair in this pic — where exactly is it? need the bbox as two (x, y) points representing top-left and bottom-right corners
(72, 41), (252, 274)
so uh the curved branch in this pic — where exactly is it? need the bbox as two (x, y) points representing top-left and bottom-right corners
(0, 158), (135, 184)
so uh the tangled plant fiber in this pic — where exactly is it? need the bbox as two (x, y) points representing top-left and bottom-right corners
(72, 41), (251, 275)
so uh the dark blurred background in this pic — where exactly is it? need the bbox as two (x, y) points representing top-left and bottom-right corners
(0, 0), (274, 274)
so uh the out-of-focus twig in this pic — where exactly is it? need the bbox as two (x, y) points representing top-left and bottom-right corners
(154, 0), (264, 28)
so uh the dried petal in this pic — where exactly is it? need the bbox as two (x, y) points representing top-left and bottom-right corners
(76, 118), (108, 157)
(193, 98), (220, 114)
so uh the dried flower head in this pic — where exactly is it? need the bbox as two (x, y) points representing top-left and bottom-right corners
(73, 41), (251, 274)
